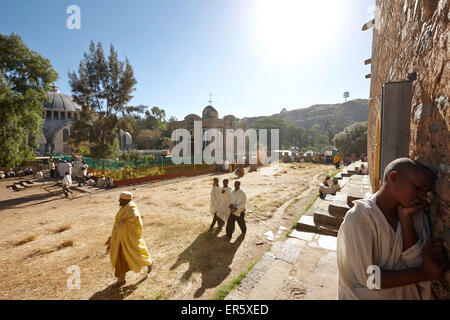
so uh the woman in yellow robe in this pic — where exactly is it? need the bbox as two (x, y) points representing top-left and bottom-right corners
(106, 192), (152, 287)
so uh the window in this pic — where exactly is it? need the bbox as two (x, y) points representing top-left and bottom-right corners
(46, 111), (52, 120)
(61, 112), (66, 121)
(54, 111), (59, 120)
(74, 113), (78, 121)
(68, 112), (72, 120)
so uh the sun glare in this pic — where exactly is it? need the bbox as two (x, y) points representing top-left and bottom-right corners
(254, 0), (344, 67)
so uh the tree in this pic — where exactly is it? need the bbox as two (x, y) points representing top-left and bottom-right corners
(136, 129), (161, 150)
(333, 121), (367, 155)
(168, 116), (178, 123)
(68, 41), (140, 159)
(0, 33), (58, 167)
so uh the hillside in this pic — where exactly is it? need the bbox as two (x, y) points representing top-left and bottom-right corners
(242, 99), (369, 129)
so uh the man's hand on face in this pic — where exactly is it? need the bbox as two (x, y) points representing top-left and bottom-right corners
(397, 201), (429, 220)
(421, 239), (449, 281)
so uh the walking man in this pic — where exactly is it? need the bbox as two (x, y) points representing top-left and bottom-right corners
(106, 192), (152, 287)
(209, 178), (223, 231)
(62, 172), (73, 198)
(226, 181), (247, 239)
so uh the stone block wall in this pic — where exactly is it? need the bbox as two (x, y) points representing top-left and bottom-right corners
(368, 0), (449, 299)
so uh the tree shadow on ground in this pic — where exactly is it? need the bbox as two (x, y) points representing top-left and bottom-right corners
(89, 276), (148, 300)
(170, 230), (245, 298)
(0, 185), (69, 210)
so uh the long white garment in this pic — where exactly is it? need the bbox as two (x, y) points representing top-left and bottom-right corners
(58, 163), (65, 177)
(337, 192), (432, 300)
(230, 189), (247, 216)
(216, 186), (232, 222)
(209, 185), (222, 214)
(62, 175), (72, 187)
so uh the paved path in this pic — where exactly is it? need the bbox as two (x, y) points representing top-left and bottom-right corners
(226, 163), (372, 301)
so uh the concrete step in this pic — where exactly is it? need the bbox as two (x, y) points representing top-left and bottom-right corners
(296, 215), (339, 237)
(328, 200), (350, 217)
(314, 209), (344, 228)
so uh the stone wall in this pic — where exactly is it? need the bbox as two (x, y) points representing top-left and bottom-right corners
(368, 0), (449, 299)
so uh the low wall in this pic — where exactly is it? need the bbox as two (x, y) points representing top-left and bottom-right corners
(113, 167), (218, 187)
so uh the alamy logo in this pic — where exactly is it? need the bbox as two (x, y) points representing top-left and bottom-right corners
(66, 5), (81, 30)
(66, 265), (81, 290)
(366, 265), (381, 290)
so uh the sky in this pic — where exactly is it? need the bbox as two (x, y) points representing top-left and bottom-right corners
(0, 0), (375, 120)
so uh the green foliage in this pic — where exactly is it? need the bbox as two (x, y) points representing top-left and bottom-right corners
(0, 33), (58, 167)
(333, 121), (368, 155)
(120, 150), (156, 162)
(129, 106), (170, 146)
(68, 41), (141, 159)
(300, 146), (320, 153)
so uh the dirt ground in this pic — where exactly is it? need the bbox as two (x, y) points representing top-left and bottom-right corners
(0, 162), (336, 300)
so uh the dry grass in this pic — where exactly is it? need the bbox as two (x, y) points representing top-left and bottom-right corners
(0, 162), (336, 300)
(14, 234), (38, 246)
(57, 240), (74, 250)
(24, 240), (74, 260)
(25, 248), (53, 259)
(54, 223), (72, 234)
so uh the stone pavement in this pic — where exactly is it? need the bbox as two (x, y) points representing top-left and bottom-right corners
(225, 162), (373, 300)
(225, 233), (338, 300)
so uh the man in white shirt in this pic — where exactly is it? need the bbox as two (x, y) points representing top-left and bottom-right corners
(209, 178), (223, 231)
(62, 172), (73, 198)
(215, 179), (232, 229)
(337, 158), (448, 299)
(226, 181), (247, 239)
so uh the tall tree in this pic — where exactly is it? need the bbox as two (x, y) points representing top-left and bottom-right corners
(333, 121), (367, 155)
(68, 41), (140, 158)
(0, 33), (58, 167)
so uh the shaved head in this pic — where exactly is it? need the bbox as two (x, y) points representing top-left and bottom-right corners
(383, 158), (435, 185)
(381, 158), (436, 209)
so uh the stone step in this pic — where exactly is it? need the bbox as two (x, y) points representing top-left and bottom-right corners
(314, 209), (344, 228)
(341, 172), (353, 178)
(328, 200), (350, 217)
(13, 184), (25, 191)
(296, 215), (339, 237)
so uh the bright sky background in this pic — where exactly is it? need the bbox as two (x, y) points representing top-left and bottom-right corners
(0, 0), (375, 120)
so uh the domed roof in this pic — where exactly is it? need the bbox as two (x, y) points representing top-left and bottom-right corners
(184, 114), (201, 121)
(202, 105), (218, 119)
(223, 115), (236, 120)
(44, 88), (82, 112)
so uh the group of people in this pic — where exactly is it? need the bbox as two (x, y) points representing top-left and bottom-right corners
(319, 175), (341, 199)
(0, 167), (37, 179)
(75, 155), (450, 299)
(105, 177), (249, 287)
(209, 178), (247, 239)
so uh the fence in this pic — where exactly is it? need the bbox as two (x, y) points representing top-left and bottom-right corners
(51, 154), (215, 181)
